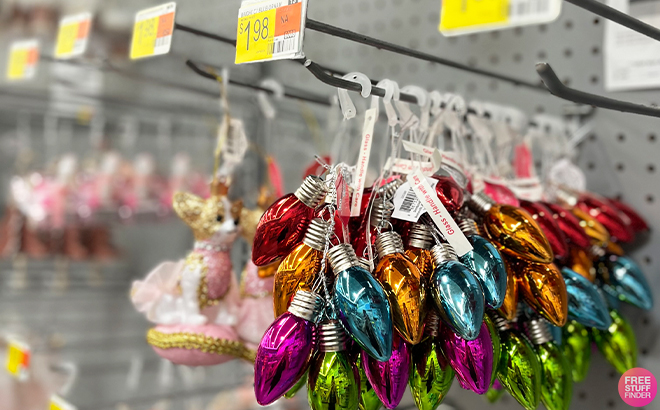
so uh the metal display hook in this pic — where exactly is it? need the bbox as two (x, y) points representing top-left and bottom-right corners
(536, 63), (660, 118)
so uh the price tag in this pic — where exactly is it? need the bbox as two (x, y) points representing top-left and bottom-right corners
(392, 177), (440, 222)
(130, 2), (176, 60)
(55, 13), (92, 59)
(6, 340), (30, 381)
(235, 0), (308, 64)
(439, 0), (562, 36)
(50, 395), (77, 410)
(6, 40), (39, 81)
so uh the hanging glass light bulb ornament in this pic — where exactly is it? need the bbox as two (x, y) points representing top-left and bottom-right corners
(592, 309), (638, 374)
(515, 260), (568, 327)
(541, 202), (592, 250)
(561, 268), (611, 330)
(363, 332), (411, 409)
(284, 371), (307, 399)
(440, 319), (493, 394)
(568, 247), (596, 283)
(571, 207), (611, 249)
(409, 312), (454, 410)
(596, 255), (654, 310)
(498, 255), (519, 321)
(556, 187), (634, 243)
(329, 243), (393, 361)
(307, 320), (359, 410)
(467, 192), (553, 264)
(491, 314), (542, 410)
(607, 197), (650, 234)
(404, 223), (436, 281)
(562, 321), (591, 383)
(483, 179), (520, 207)
(458, 218), (507, 309)
(357, 355), (383, 410)
(252, 176), (328, 266)
(519, 200), (569, 262)
(487, 380), (506, 403)
(484, 315), (501, 386)
(430, 174), (465, 214)
(254, 290), (324, 405)
(374, 231), (426, 345)
(353, 182), (402, 258)
(430, 243), (485, 340)
(524, 319), (573, 410)
(274, 218), (329, 317)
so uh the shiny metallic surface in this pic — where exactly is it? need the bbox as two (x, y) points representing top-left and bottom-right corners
(358, 358), (383, 410)
(303, 218), (330, 251)
(328, 243), (360, 274)
(483, 204), (554, 264)
(407, 223), (434, 250)
(497, 330), (542, 410)
(333, 265), (393, 361)
(519, 200), (569, 262)
(498, 255), (519, 321)
(430, 243), (458, 264)
(274, 243), (324, 317)
(431, 175), (465, 214)
(467, 191), (495, 214)
(459, 234), (507, 309)
(374, 253), (426, 345)
(254, 312), (317, 405)
(535, 340), (573, 410)
(405, 247), (435, 280)
(319, 320), (348, 352)
(458, 218), (481, 237)
(283, 370), (307, 399)
(307, 351), (359, 410)
(431, 260), (485, 340)
(576, 193), (634, 243)
(370, 198), (394, 228)
(523, 319), (553, 345)
(542, 202), (592, 249)
(375, 231), (405, 258)
(484, 315), (502, 386)
(294, 175), (328, 208)
(363, 333), (411, 409)
(516, 261), (568, 327)
(569, 246), (596, 282)
(252, 193), (315, 266)
(561, 267), (612, 330)
(591, 309), (638, 374)
(409, 338), (454, 410)
(288, 290), (324, 323)
(571, 208), (611, 248)
(597, 255), (654, 310)
(440, 322), (493, 395)
(562, 321), (591, 383)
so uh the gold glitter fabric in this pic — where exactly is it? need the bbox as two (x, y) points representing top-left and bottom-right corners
(239, 207), (264, 244)
(173, 191), (243, 241)
(146, 328), (256, 362)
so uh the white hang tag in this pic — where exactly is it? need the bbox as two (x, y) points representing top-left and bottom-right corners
(50, 395), (77, 410)
(407, 168), (473, 256)
(547, 157), (586, 196)
(507, 177), (544, 201)
(384, 157), (437, 176)
(350, 108), (377, 216)
(222, 118), (249, 165)
(401, 140), (443, 170)
(392, 177), (440, 222)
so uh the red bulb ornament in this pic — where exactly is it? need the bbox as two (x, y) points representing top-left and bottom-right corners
(431, 175), (464, 214)
(520, 201), (569, 262)
(607, 197), (649, 234)
(541, 202), (592, 249)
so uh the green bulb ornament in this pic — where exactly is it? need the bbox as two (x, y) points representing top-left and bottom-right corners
(562, 321), (591, 382)
(592, 309), (637, 374)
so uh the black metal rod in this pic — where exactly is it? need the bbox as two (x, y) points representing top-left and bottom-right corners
(185, 60), (331, 106)
(305, 19), (545, 91)
(536, 63), (660, 118)
(174, 23), (237, 46)
(565, 0), (660, 42)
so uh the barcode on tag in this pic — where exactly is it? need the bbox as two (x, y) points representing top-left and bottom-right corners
(392, 178), (440, 222)
(155, 35), (171, 49)
(269, 34), (298, 55)
(400, 189), (418, 213)
(509, 0), (554, 23)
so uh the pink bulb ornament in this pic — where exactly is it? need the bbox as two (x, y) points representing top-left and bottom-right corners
(363, 332), (411, 409)
(440, 321), (494, 394)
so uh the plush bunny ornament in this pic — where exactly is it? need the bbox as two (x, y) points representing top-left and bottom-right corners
(132, 181), (254, 365)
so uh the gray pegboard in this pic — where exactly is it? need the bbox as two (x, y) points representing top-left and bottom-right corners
(263, 2), (660, 409)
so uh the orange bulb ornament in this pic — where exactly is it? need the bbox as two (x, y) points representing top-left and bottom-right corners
(515, 261), (568, 327)
(571, 208), (610, 249)
(273, 218), (328, 317)
(404, 223), (436, 281)
(374, 231), (427, 345)
(499, 255), (519, 321)
(467, 192), (553, 264)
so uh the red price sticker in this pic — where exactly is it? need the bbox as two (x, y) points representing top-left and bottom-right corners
(235, 0), (308, 64)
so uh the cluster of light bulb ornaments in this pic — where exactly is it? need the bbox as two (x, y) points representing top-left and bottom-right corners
(250, 166), (652, 410)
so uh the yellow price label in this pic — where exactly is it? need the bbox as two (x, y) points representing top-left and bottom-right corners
(6, 340), (30, 380)
(440, 0), (509, 31)
(55, 13), (92, 59)
(50, 395), (77, 410)
(6, 40), (39, 81)
(130, 2), (176, 60)
(235, 0), (304, 64)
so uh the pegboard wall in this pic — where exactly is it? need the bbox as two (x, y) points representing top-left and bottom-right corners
(265, 1), (660, 409)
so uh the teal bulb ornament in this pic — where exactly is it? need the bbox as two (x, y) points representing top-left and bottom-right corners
(562, 268), (612, 330)
(597, 255), (653, 310)
(459, 232), (508, 309)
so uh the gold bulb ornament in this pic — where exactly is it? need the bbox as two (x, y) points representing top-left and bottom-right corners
(467, 192), (553, 264)
(591, 309), (638, 374)
(273, 218), (328, 317)
(571, 208), (610, 248)
(498, 255), (519, 321)
(569, 247), (596, 283)
(405, 223), (436, 281)
(257, 260), (281, 278)
(374, 231), (427, 345)
(515, 261), (568, 327)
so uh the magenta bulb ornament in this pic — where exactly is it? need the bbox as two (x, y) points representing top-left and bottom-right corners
(254, 290), (324, 405)
(363, 332), (411, 409)
(440, 321), (494, 394)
